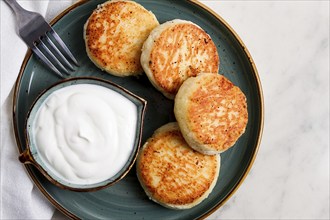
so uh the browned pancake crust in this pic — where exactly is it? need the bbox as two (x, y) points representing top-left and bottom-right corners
(148, 23), (219, 95)
(85, 1), (158, 75)
(137, 123), (219, 207)
(187, 74), (248, 152)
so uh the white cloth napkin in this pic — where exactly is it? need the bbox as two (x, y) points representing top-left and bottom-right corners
(0, 1), (75, 219)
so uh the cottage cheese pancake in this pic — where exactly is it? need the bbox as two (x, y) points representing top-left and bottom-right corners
(84, 0), (159, 76)
(174, 73), (248, 155)
(136, 122), (220, 209)
(141, 19), (219, 99)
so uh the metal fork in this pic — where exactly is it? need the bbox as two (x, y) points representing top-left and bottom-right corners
(4, 0), (78, 78)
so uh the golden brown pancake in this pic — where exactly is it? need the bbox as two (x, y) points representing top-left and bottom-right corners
(174, 73), (248, 155)
(136, 122), (220, 209)
(84, 0), (159, 76)
(141, 19), (219, 99)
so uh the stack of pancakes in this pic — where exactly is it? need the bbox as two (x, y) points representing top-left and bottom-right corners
(84, 0), (248, 210)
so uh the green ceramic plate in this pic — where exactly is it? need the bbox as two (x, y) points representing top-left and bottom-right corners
(13, 0), (264, 219)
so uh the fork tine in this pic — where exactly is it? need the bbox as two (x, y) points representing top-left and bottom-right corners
(32, 45), (64, 78)
(49, 29), (79, 66)
(37, 40), (70, 75)
(44, 35), (75, 71)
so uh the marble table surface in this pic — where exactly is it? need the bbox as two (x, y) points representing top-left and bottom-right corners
(1, 1), (329, 219)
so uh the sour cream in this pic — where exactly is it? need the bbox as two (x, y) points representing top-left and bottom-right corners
(32, 84), (137, 185)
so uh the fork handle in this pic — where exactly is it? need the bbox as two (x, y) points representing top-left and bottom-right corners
(4, 0), (25, 15)
(4, 0), (40, 29)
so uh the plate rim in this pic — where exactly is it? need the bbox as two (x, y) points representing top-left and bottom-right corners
(12, 0), (264, 219)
